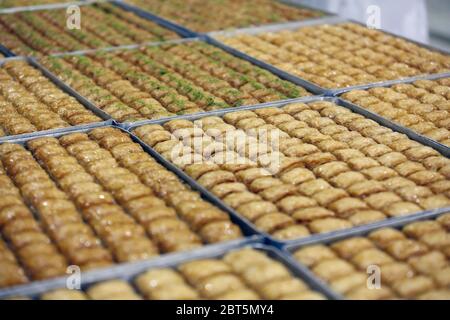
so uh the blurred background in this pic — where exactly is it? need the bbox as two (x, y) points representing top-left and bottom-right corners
(292, 0), (450, 50)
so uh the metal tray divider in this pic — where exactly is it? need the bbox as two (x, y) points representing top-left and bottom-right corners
(126, 96), (450, 248)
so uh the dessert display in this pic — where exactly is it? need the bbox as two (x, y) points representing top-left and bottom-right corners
(0, 60), (101, 137)
(0, 127), (242, 288)
(18, 248), (326, 300)
(126, 0), (324, 33)
(134, 100), (450, 240)
(342, 77), (450, 146)
(0, 2), (179, 56)
(41, 41), (311, 122)
(218, 23), (450, 89)
(293, 214), (450, 300)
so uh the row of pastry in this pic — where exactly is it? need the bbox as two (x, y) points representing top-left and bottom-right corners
(220, 23), (450, 89)
(41, 42), (310, 122)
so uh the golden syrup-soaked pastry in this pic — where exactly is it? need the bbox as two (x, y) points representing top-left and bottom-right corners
(309, 218), (353, 233)
(313, 161), (350, 180)
(333, 149), (365, 162)
(216, 289), (260, 300)
(179, 260), (231, 283)
(419, 195), (450, 210)
(150, 284), (200, 300)
(348, 210), (386, 226)
(403, 220), (444, 239)
(41, 289), (88, 300)
(199, 220), (242, 243)
(364, 190), (402, 210)
(277, 195), (317, 214)
(368, 228), (406, 248)
(408, 251), (447, 275)
(223, 189), (262, 208)
(146, 217), (190, 238)
(135, 269), (185, 296)
(437, 213), (450, 230)
(0, 261), (28, 288)
(223, 249), (271, 273)
(418, 231), (450, 250)
(313, 189), (348, 206)
(281, 291), (326, 300)
(329, 197), (368, 217)
(184, 163), (219, 180)
(301, 152), (337, 168)
(272, 225), (310, 240)
(259, 184), (297, 203)
(392, 276), (435, 299)
(351, 248), (394, 270)
(254, 213), (294, 233)
(237, 201), (278, 221)
(361, 166), (398, 180)
(197, 274), (246, 298)
(292, 207), (335, 222)
(362, 144), (392, 158)
(283, 143), (319, 158)
(259, 278), (308, 300)
(433, 267), (450, 287)
(280, 168), (315, 185)
(293, 245), (337, 268)
(346, 285), (394, 300)
(394, 161), (425, 176)
(347, 157), (379, 171)
(409, 170), (444, 186)
(382, 177), (415, 190)
(210, 182), (247, 198)
(418, 289), (450, 300)
(330, 171), (366, 189)
(235, 168), (272, 185)
(385, 239), (429, 260)
(378, 152), (408, 167)
(249, 177), (283, 193)
(241, 262), (292, 289)
(329, 273), (367, 295)
(384, 202), (423, 217)
(87, 280), (142, 300)
(331, 238), (374, 259)
(378, 262), (415, 285)
(299, 179), (331, 196)
(312, 259), (355, 282)
(347, 181), (386, 197)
